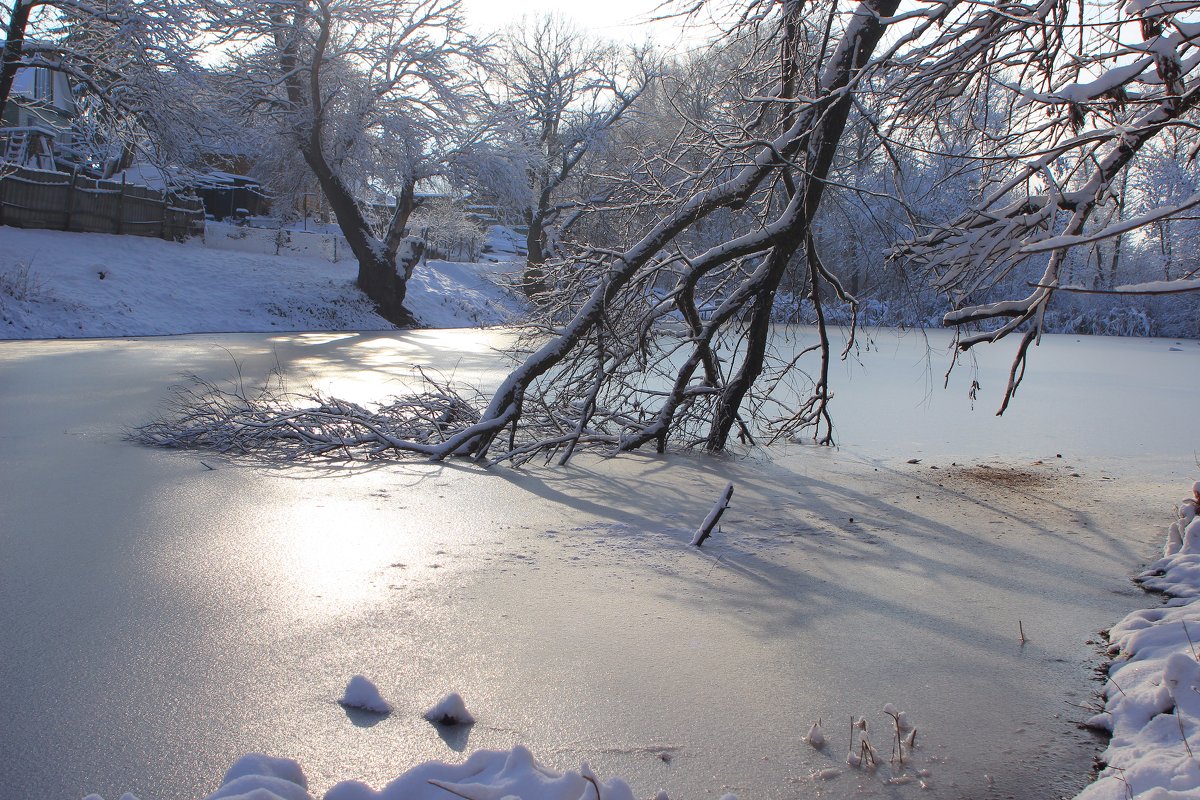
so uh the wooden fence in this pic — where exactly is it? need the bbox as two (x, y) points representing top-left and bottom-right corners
(0, 164), (205, 241)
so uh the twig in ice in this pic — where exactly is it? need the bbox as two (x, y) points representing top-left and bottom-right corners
(1178, 710), (1195, 760)
(692, 482), (734, 547)
(883, 704), (904, 765)
(1183, 620), (1199, 660)
(581, 768), (603, 800)
(1019, 620), (1027, 645)
(427, 780), (483, 800)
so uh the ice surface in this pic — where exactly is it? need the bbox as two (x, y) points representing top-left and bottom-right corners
(3, 330), (1195, 800)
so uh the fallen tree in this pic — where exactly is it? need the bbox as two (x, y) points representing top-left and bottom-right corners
(137, 0), (1200, 465)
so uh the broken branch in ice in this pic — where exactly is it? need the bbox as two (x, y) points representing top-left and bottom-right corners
(691, 482), (734, 547)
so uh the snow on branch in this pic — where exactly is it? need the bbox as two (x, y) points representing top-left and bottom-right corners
(1019, 190), (1200, 254)
(1030, 277), (1200, 295)
(132, 368), (485, 462)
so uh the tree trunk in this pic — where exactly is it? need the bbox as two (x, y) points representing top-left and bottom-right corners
(302, 148), (415, 326)
(0, 1), (32, 126)
(705, 244), (799, 450)
(523, 191), (552, 298)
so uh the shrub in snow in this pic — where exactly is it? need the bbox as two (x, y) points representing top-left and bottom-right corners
(339, 675), (393, 714)
(423, 692), (474, 725)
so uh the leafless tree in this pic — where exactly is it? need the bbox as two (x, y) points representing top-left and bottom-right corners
(205, 0), (487, 325)
(888, 0), (1200, 411)
(139, 0), (900, 463)
(487, 15), (653, 296)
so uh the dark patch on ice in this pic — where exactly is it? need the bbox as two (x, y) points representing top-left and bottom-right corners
(940, 463), (1061, 490)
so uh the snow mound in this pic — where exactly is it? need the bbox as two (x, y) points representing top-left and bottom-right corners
(1077, 479), (1200, 800)
(191, 747), (640, 800)
(339, 675), (393, 714)
(195, 754), (313, 800)
(423, 692), (475, 725)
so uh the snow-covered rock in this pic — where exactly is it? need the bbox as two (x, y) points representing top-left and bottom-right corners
(423, 692), (475, 725)
(339, 675), (393, 714)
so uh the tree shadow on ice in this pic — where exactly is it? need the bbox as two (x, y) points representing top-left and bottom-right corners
(475, 448), (1152, 655)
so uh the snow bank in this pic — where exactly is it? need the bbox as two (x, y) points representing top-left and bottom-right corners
(0, 225), (526, 338)
(324, 746), (635, 800)
(1075, 481), (1200, 800)
(97, 747), (639, 800)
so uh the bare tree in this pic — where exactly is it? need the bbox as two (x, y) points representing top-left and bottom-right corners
(487, 15), (652, 297)
(206, 0), (486, 325)
(889, 0), (1200, 411)
(139, 0), (903, 464)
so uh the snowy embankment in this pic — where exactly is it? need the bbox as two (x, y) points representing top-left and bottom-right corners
(0, 225), (527, 338)
(1077, 482), (1200, 800)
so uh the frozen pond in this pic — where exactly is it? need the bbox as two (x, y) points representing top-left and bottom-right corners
(0, 328), (1196, 800)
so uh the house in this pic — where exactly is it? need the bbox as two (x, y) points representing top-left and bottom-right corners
(1, 53), (79, 171)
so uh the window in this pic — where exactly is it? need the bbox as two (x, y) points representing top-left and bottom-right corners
(33, 67), (51, 101)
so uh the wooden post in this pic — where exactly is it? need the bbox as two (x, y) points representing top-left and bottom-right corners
(160, 195), (168, 240)
(63, 167), (77, 232)
(116, 174), (127, 235)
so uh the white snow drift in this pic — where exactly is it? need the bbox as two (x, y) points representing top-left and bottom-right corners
(1077, 481), (1200, 800)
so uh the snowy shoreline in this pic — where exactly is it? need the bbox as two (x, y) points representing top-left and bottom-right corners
(1075, 482), (1200, 800)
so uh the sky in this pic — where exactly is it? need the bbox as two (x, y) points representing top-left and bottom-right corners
(458, 0), (707, 49)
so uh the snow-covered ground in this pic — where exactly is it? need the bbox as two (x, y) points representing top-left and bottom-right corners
(0, 224), (527, 338)
(1, 224), (1199, 800)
